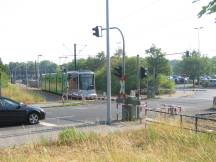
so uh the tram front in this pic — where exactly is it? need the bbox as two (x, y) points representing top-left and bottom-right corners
(78, 72), (97, 99)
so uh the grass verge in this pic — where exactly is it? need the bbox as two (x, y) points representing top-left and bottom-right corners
(2, 85), (46, 104)
(0, 123), (216, 162)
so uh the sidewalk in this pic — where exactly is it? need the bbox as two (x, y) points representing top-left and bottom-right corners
(0, 121), (146, 148)
(32, 100), (84, 108)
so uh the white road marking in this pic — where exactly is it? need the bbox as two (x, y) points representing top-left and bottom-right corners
(40, 122), (57, 127)
(47, 115), (74, 120)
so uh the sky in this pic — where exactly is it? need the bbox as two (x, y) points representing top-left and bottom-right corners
(0, 0), (215, 64)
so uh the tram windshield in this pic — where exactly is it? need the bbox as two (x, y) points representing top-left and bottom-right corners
(79, 74), (94, 90)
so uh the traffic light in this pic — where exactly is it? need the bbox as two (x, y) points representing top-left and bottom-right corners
(185, 51), (190, 57)
(63, 68), (67, 73)
(113, 65), (122, 78)
(140, 67), (148, 79)
(92, 26), (101, 37)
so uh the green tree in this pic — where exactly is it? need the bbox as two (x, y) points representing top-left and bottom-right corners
(198, 0), (216, 17)
(170, 60), (183, 75)
(0, 58), (9, 88)
(145, 45), (171, 95)
(181, 51), (207, 87)
(210, 56), (216, 75)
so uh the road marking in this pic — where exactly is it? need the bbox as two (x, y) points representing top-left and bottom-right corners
(47, 115), (74, 120)
(40, 122), (57, 127)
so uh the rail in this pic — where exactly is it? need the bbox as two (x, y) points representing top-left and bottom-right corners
(139, 105), (216, 134)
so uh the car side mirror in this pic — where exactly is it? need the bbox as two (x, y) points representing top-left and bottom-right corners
(17, 102), (24, 109)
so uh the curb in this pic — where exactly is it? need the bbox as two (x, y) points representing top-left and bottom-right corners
(33, 102), (84, 108)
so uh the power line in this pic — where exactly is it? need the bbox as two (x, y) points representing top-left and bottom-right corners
(117, 0), (162, 22)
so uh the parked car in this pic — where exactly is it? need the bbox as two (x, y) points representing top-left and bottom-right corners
(171, 75), (188, 84)
(0, 96), (45, 125)
(209, 79), (216, 87)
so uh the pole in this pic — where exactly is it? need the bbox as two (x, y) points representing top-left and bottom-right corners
(74, 43), (77, 70)
(26, 63), (28, 87)
(109, 27), (125, 94)
(153, 57), (156, 97)
(106, 0), (111, 125)
(0, 72), (2, 96)
(37, 57), (40, 88)
(37, 55), (42, 88)
(136, 55), (140, 99)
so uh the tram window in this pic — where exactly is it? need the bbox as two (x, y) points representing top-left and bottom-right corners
(79, 74), (94, 90)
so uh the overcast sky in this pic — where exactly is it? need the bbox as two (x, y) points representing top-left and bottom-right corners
(0, 0), (215, 64)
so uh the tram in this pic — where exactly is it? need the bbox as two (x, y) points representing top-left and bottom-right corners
(41, 70), (97, 99)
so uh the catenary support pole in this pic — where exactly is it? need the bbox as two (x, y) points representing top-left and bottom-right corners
(74, 43), (77, 70)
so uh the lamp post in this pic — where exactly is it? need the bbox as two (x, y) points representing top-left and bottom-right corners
(194, 27), (203, 87)
(194, 27), (203, 53)
(37, 54), (42, 88)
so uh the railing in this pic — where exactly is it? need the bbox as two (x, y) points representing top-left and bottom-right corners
(138, 105), (216, 134)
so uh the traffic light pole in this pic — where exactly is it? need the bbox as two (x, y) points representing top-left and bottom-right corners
(105, 27), (125, 94)
(93, 5), (126, 124)
(106, 0), (112, 125)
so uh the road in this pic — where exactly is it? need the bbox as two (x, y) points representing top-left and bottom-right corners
(148, 89), (215, 114)
(0, 89), (215, 147)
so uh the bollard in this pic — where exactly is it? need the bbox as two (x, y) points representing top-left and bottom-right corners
(180, 114), (183, 128)
(195, 116), (198, 132)
(213, 97), (216, 108)
(116, 103), (119, 121)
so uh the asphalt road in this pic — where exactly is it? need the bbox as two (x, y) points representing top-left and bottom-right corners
(0, 89), (215, 147)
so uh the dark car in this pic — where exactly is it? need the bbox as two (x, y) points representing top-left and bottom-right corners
(0, 96), (45, 125)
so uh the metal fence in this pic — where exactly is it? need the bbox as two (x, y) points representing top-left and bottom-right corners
(139, 105), (216, 134)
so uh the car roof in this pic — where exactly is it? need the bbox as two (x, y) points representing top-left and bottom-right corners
(0, 96), (19, 103)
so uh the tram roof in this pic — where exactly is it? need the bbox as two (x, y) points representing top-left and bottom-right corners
(41, 70), (94, 76)
(67, 70), (95, 74)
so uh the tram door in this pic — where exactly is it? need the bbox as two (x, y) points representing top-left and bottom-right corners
(68, 73), (78, 93)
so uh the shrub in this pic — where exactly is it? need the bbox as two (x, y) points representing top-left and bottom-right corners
(58, 128), (87, 144)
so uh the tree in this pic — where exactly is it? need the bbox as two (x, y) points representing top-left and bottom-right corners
(181, 51), (208, 87)
(170, 60), (183, 75)
(0, 58), (9, 88)
(198, 0), (216, 17)
(145, 45), (171, 95)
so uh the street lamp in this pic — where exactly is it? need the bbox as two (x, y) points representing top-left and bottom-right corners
(194, 27), (203, 53)
(37, 54), (42, 88)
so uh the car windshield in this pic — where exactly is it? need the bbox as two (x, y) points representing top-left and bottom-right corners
(79, 74), (94, 90)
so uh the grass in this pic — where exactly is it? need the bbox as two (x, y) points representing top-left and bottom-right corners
(2, 85), (46, 104)
(0, 123), (216, 162)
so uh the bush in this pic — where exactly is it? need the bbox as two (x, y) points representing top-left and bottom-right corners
(2, 85), (45, 104)
(0, 72), (9, 88)
(58, 128), (87, 144)
(158, 75), (175, 94)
